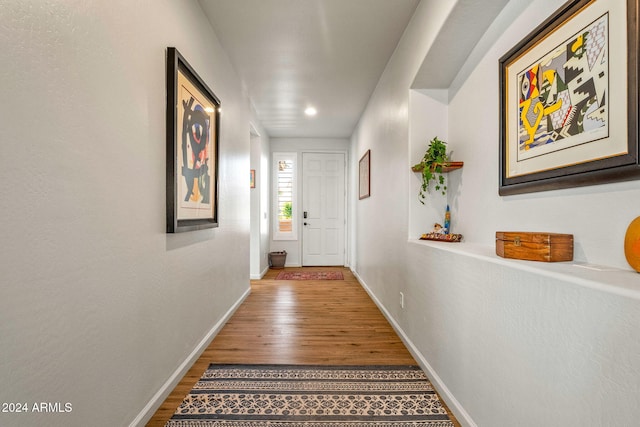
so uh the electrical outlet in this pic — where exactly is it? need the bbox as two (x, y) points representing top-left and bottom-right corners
(400, 292), (404, 309)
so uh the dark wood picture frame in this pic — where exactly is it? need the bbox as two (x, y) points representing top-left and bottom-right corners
(359, 149), (371, 199)
(166, 47), (221, 232)
(498, 0), (639, 196)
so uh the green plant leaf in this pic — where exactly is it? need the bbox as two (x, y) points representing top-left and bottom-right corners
(416, 136), (449, 202)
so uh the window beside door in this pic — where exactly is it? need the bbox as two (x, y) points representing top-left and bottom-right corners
(273, 152), (297, 240)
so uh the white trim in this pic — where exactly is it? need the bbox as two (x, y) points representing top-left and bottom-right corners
(351, 269), (477, 427)
(129, 287), (251, 427)
(250, 265), (270, 280)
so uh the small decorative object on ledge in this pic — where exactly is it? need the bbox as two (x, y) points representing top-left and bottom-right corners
(421, 222), (463, 242)
(624, 216), (640, 273)
(496, 231), (573, 262)
(420, 232), (463, 242)
(443, 205), (451, 234)
(412, 137), (463, 204)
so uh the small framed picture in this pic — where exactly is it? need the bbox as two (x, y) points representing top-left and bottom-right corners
(359, 149), (371, 199)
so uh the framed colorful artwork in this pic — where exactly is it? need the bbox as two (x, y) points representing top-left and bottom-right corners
(166, 47), (221, 232)
(250, 169), (256, 188)
(359, 149), (371, 199)
(499, 0), (639, 195)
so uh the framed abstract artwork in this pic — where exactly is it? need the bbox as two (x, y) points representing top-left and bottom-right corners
(250, 169), (256, 188)
(359, 149), (371, 199)
(499, 0), (639, 195)
(166, 47), (221, 232)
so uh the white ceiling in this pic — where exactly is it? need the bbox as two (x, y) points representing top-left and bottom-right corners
(198, 0), (512, 139)
(199, 0), (420, 139)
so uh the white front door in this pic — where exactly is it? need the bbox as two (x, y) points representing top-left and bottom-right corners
(302, 152), (346, 266)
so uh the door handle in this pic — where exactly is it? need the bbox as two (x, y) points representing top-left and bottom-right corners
(304, 222), (310, 226)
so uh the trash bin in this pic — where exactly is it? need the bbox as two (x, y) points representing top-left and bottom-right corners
(268, 251), (287, 269)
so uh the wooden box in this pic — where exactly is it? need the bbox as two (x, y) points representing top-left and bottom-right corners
(495, 231), (573, 262)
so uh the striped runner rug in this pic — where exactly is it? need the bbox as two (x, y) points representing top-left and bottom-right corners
(165, 364), (454, 426)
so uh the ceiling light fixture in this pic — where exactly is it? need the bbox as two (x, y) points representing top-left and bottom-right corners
(304, 106), (317, 116)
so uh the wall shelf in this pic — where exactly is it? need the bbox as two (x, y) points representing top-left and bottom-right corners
(411, 161), (464, 173)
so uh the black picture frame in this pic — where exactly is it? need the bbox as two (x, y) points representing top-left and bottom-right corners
(166, 47), (221, 232)
(498, 0), (639, 196)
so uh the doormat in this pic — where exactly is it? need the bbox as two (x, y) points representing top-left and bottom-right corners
(275, 271), (344, 280)
(165, 364), (454, 427)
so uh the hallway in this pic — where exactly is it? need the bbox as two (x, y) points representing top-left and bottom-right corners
(146, 267), (459, 426)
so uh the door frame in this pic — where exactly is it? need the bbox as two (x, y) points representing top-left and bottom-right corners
(301, 150), (349, 267)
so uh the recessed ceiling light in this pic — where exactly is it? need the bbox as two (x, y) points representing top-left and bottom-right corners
(304, 106), (317, 116)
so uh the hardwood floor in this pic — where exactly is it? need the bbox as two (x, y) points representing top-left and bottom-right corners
(145, 267), (460, 427)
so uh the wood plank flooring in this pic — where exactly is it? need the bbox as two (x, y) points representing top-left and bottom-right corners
(145, 267), (460, 427)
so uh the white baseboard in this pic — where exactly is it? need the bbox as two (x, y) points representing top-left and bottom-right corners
(250, 265), (270, 280)
(351, 269), (476, 427)
(130, 287), (251, 427)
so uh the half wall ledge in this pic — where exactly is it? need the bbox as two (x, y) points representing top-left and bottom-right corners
(408, 239), (640, 301)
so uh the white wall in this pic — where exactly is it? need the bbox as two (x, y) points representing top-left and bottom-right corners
(352, 0), (640, 426)
(250, 115), (271, 279)
(351, 0), (455, 309)
(0, 1), (251, 426)
(270, 138), (350, 266)
(398, 242), (640, 427)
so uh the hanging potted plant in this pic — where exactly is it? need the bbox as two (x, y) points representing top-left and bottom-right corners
(412, 137), (461, 204)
